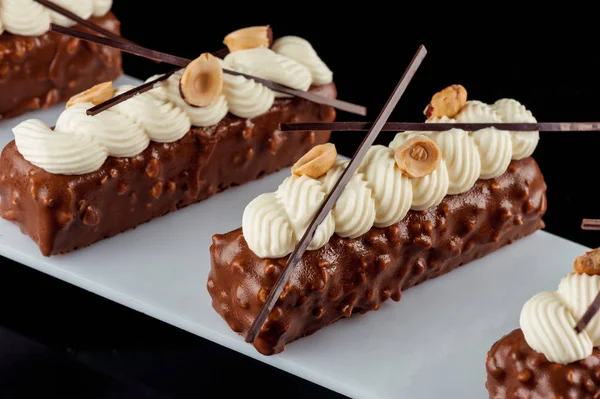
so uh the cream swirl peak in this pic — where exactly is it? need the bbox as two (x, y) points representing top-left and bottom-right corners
(520, 272), (600, 364)
(12, 37), (333, 175)
(0, 0), (113, 36)
(242, 97), (538, 259)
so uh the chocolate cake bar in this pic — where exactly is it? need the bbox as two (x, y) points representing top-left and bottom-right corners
(209, 157), (547, 355)
(486, 329), (600, 398)
(0, 13), (122, 120)
(0, 83), (336, 256)
(486, 249), (600, 398)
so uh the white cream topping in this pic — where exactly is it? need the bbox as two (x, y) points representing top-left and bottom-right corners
(48, 0), (93, 27)
(14, 119), (108, 175)
(0, 0), (112, 36)
(92, 0), (112, 17)
(13, 39), (332, 175)
(520, 273), (600, 364)
(320, 160), (375, 238)
(0, 0), (51, 36)
(271, 36), (333, 85)
(55, 103), (149, 158)
(242, 145), (414, 258)
(112, 85), (190, 143)
(359, 145), (412, 227)
(224, 48), (312, 98)
(492, 98), (539, 160)
(243, 97), (538, 258)
(147, 73), (229, 128)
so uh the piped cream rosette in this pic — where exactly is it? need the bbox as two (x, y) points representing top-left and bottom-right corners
(0, 0), (113, 36)
(242, 85), (540, 259)
(12, 29), (334, 176)
(520, 249), (600, 364)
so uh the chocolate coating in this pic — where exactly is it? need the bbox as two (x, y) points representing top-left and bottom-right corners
(208, 158), (547, 355)
(0, 84), (336, 256)
(0, 13), (123, 120)
(486, 329), (600, 398)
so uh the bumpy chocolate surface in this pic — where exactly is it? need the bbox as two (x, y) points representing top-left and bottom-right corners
(0, 84), (336, 256)
(486, 329), (600, 398)
(208, 157), (547, 355)
(0, 13), (123, 120)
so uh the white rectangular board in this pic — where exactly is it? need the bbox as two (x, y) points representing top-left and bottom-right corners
(0, 76), (586, 399)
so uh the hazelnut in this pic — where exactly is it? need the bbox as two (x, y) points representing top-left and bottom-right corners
(394, 136), (441, 178)
(223, 26), (273, 53)
(180, 53), (224, 107)
(66, 81), (114, 109)
(574, 248), (600, 275)
(291, 143), (337, 179)
(423, 84), (467, 119)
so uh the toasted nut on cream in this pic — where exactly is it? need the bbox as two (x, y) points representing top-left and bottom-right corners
(66, 81), (114, 109)
(394, 136), (441, 178)
(180, 53), (224, 108)
(424, 84), (467, 119)
(292, 143), (337, 179)
(223, 26), (273, 53)
(574, 248), (600, 275)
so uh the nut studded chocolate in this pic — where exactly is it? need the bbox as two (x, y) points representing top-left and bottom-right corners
(0, 13), (122, 120)
(208, 157), (547, 355)
(0, 84), (336, 256)
(486, 329), (600, 398)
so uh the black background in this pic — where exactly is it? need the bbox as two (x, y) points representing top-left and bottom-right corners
(1, 3), (599, 398)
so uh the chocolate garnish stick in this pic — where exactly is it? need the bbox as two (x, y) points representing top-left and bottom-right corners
(35, 0), (132, 44)
(582, 219), (600, 230)
(49, 24), (367, 116)
(87, 70), (178, 116)
(245, 45), (428, 344)
(575, 293), (600, 333)
(280, 122), (600, 132)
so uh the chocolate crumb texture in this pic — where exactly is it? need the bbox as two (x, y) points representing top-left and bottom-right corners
(486, 329), (600, 398)
(0, 14), (123, 120)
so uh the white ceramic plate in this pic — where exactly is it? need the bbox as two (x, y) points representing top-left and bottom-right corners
(0, 76), (587, 399)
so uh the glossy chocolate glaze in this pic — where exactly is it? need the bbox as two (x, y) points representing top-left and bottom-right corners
(486, 329), (600, 398)
(0, 13), (123, 120)
(208, 157), (547, 355)
(0, 84), (336, 256)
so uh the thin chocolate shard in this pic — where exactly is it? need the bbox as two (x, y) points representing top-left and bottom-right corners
(581, 218), (600, 230)
(35, 0), (131, 44)
(87, 70), (178, 116)
(280, 122), (600, 132)
(244, 45), (428, 343)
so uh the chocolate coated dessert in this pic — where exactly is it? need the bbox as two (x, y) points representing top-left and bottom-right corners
(0, 13), (123, 120)
(208, 157), (547, 355)
(0, 84), (336, 256)
(486, 329), (600, 398)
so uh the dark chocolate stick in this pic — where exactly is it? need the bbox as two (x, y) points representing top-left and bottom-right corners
(280, 122), (600, 132)
(582, 219), (600, 230)
(576, 292), (600, 333)
(35, 0), (132, 44)
(87, 70), (178, 116)
(245, 45), (428, 344)
(49, 24), (367, 116)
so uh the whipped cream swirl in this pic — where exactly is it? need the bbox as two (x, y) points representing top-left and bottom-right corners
(271, 36), (333, 85)
(244, 98), (538, 258)
(224, 48), (312, 98)
(13, 37), (333, 175)
(243, 145), (414, 258)
(0, 0), (112, 36)
(520, 272), (600, 364)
